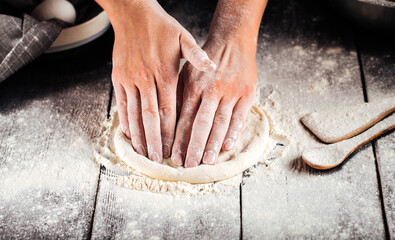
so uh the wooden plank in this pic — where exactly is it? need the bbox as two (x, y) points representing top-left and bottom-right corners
(242, 0), (386, 238)
(359, 32), (395, 239)
(91, 1), (241, 239)
(91, 177), (240, 239)
(0, 31), (113, 238)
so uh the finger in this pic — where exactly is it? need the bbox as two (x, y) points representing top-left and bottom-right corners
(176, 73), (184, 119)
(171, 95), (200, 167)
(180, 32), (216, 72)
(185, 99), (219, 168)
(202, 99), (235, 165)
(140, 86), (162, 163)
(223, 98), (252, 151)
(157, 83), (177, 158)
(126, 86), (147, 157)
(113, 82), (130, 139)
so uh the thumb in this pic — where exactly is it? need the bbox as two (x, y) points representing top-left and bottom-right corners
(180, 33), (216, 72)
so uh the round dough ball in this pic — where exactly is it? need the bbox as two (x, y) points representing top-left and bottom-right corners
(31, 0), (76, 25)
(114, 104), (270, 184)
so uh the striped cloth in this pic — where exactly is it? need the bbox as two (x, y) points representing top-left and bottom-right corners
(0, 14), (61, 81)
(0, 0), (93, 82)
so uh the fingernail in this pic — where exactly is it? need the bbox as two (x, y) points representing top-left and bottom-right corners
(163, 145), (170, 158)
(151, 152), (161, 163)
(185, 158), (198, 168)
(171, 152), (184, 166)
(203, 151), (215, 164)
(224, 139), (234, 150)
(137, 145), (147, 156)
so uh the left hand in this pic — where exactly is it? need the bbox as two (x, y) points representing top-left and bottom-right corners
(171, 38), (257, 167)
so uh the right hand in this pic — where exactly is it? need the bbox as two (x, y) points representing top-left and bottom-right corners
(97, 0), (216, 163)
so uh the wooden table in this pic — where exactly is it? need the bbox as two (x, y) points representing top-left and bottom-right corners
(1, 0), (394, 239)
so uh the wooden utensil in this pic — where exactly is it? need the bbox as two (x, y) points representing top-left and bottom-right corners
(302, 113), (395, 170)
(301, 97), (395, 143)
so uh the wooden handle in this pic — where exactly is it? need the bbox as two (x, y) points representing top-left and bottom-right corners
(301, 97), (395, 143)
(302, 113), (395, 170)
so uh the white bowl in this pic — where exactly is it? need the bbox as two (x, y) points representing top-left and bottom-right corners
(46, 11), (111, 53)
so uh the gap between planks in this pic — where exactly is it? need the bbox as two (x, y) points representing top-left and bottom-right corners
(88, 85), (114, 240)
(354, 29), (391, 240)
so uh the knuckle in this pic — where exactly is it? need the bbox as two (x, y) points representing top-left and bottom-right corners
(213, 72), (224, 82)
(244, 92), (255, 103)
(136, 66), (150, 82)
(231, 117), (244, 131)
(195, 116), (211, 126)
(183, 31), (195, 42)
(117, 98), (127, 108)
(227, 129), (239, 140)
(177, 118), (190, 129)
(206, 140), (220, 151)
(190, 47), (200, 58)
(142, 106), (158, 118)
(195, 111), (212, 126)
(213, 112), (229, 126)
(111, 72), (120, 83)
(159, 105), (175, 119)
(181, 31), (196, 45)
(157, 67), (178, 83)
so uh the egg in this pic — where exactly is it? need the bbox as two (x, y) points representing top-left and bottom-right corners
(31, 0), (76, 25)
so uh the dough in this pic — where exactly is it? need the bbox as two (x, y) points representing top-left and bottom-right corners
(113, 104), (270, 184)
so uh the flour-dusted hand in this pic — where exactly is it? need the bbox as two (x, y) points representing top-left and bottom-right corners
(171, 0), (267, 168)
(95, 0), (216, 163)
(171, 39), (257, 168)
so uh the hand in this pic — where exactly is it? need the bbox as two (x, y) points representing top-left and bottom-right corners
(96, 0), (216, 163)
(171, 38), (257, 167)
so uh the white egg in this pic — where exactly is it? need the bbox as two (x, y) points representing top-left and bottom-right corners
(31, 0), (76, 25)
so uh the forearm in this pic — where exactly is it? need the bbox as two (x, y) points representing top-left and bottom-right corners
(207, 0), (268, 48)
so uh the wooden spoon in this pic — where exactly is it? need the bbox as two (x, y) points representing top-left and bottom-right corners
(302, 113), (395, 170)
(301, 97), (395, 143)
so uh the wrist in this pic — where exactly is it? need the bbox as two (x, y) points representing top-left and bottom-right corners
(206, 0), (267, 55)
(206, 31), (258, 55)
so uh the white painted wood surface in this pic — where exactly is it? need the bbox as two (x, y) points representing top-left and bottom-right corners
(360, 33), (395, 239)
(0, 0), (393, 239)
(0, 39), (112, 238)
(91, 176), (240, 239)
(241, 0), (386, 238)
